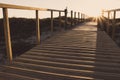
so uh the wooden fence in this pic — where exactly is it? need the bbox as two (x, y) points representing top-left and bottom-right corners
(0, 3), (87, 63)
(98, 9), (120, 40)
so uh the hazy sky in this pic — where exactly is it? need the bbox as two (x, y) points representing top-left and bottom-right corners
(0, 0), (120, 18)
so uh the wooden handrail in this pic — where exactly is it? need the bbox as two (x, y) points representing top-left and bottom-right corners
(104, 8), (120, 12)
(47, 9), (64, 12)
(0, 3), (64, 12)
(0, 3), (47, 11)
(99, 8), (120, 40)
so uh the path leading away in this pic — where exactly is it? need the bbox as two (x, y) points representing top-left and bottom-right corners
(0, 22), (120, 80)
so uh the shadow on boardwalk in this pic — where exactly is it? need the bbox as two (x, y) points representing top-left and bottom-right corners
(0, 22), (120, 80)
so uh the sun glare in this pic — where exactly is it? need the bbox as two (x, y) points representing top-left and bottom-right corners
(91, 11), (101, 22)
(93, 12), (101, 18)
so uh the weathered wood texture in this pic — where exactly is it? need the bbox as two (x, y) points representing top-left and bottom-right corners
(36, 10), (40, 44)
(0, 3), (64, 12)
(0, 22), (120, 80)
(0, 3), (47, 11)
(3, 8), (13, 63)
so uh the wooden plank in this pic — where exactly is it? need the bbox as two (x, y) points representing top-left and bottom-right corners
(0, 71), (39, 80)
(20, 54), (120, 66)
(27, 50), (120, 62)
(12, 61), (120, 76)
(1, 22), (120, 80)
(3, 8), (13, 63)
(1, 65), (94, 80)
(36, 10), (40, 44)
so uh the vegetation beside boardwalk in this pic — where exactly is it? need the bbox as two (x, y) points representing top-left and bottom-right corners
(0, 17), (82, 63)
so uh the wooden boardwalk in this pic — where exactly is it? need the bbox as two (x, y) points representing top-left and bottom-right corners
(0, 22), (120, 80)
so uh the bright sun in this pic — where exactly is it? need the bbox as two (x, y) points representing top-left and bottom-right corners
(93, 12), (101, 17)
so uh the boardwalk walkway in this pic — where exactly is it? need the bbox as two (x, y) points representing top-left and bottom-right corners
(0, 22), (120, 80)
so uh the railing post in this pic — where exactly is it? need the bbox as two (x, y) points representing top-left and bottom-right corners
(36, 10), (40, 44)
(108, 11), (110, 19)
(107, 11), (110, 34)
(78, 12), (80, 24)
(51, 10), (53, 32)
(81, 13), (83, 22)
(83, 14), (85, 22)
(74, 12), (76, 25)
(3, 8), (13, 63)
(85, 14), (86, 21)
(112, 11), (116, 40)
(64, 8), (67, 29)
(59, 11), (61, 28)
(71, 10), (73, 27)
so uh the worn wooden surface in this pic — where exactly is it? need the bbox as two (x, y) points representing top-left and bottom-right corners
(0, 22), (120, 80)
(3, 8), (13, 62)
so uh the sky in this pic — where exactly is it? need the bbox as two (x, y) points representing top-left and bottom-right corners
(0, 0), (120, 18)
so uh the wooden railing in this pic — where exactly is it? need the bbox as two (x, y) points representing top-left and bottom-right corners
(0, 3), (87, 63)
(98, 8), (120, 40)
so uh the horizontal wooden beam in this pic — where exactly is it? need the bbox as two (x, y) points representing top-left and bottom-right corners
(104, 8), (120, 12)
(0, 3), (47, 11)
(47, 9), (64, 12)
(0, 3), (64, 12)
